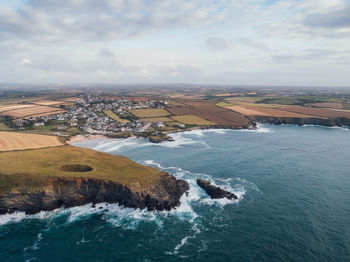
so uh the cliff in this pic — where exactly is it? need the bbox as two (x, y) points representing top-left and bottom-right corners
(0, 146), (189, 214)
(0, 173), (189, 214)
(251, 115), (350, 127)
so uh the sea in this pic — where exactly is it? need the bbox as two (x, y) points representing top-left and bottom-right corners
(1, 124), (350, 261)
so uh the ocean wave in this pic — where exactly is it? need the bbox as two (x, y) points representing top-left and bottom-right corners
(166, 223), (201, 256)
(0, 208), (67, 226)
(181, 129), (228, 137)
(141, 160), (259, 208)
(299, 124), (350, 131)
(94, 137), (152, 152)
(158, 132), (210, 149)
(235, 123), (274, 133)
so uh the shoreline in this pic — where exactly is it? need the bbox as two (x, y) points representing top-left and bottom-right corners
(67, 134), (107, 144)
(68, 122), (350, 145)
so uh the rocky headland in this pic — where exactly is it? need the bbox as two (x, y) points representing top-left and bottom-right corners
(0, 146), (189, 215)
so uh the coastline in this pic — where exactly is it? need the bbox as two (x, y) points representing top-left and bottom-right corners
(68, 120), (350, 145)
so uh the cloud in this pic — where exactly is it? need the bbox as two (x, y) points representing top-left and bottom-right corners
(303, 4), (350, 29)
(0, 0), (349, 86)
(19, 58), (31, 65)
(0, 0), (227, 42)
(205, 37), (229, 52)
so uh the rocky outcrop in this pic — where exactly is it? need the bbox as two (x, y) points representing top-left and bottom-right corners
(196, 179), (237, 200)
(0, 173), (189, 214)
(148, 135), (174, 143)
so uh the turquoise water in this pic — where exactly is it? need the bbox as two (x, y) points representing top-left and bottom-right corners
(1, 124), (350, 261)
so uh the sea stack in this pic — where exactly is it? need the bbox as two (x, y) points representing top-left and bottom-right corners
(197, 179), (238, 200)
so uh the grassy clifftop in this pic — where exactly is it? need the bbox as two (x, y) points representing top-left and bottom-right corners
(0, 145), (163, 194)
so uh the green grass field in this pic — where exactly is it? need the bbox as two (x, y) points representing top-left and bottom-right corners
(0, 122), (13, 131)
(139, 117), (173, 122)
(104, 110), (129, 123)
(171, 115), (215, 125)
(255, 96), (342, 106)
(0, 145), (164, 193)
(216, 102), (280, 108)
(129, 108), (170, 118)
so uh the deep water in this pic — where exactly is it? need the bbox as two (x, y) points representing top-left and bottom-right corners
(1, 124), (350, 261)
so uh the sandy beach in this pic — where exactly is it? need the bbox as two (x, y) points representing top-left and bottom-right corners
(67, 134), (106, 144)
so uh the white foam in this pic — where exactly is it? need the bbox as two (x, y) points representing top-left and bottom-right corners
(299, 124), (350, 132)
(167, 223), (201, 255)
(0, 211), (27, 225)
(142, 160), (257, 209)
(0, 208), (68, 226)
(94, 138), (151, 153)
(158, 133), (199, 148)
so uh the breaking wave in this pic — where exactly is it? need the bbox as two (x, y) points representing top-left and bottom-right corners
(92, 137), (152, 152)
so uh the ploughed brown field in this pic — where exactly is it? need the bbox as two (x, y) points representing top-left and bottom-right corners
(0, 132), (63, 152)
(280, 106), (350, 118)
(0, 106), (65, 119)
(168, 101), (251, 128)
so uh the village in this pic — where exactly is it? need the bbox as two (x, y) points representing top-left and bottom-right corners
(7, 93), (173, 139)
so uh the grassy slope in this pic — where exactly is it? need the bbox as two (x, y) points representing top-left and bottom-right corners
(0, 145), (163, 193)
(0, 122), (13, 131)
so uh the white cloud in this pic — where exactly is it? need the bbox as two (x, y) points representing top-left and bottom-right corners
(0, 0), (349, 86)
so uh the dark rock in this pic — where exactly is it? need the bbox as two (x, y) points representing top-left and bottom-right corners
(196, 179), (237, 200)
(148, 135), (174, 143)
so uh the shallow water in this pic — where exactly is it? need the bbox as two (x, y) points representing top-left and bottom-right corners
(1, 124), (350, 261)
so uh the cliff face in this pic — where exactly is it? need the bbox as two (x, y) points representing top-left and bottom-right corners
(0, 173), (189, 214)
(252, 116), (350, 127)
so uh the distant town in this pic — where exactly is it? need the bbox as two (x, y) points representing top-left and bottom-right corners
(1, 87), (350, 144)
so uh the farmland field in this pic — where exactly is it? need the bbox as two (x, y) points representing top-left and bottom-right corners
(171, 115), (215, 125)
(217, 102), (281, 109)
(305, 102), (344, 109)
(0, 106), (65, 119)
(139, 117), (172, 122)
(0, 132), (63, 151)
(23, 110), (66, 119)
(104, 110), (129, 123)
(229, 105), (314, 118)
(168, 101), (252, 127)
(224, 106), (272, 116)
(224, 96), (268, 103)
(33, 100), (66, 106)
(0, 104), (36, 113)
(279, 105), (350, 118)
(129, 108), (170, 118)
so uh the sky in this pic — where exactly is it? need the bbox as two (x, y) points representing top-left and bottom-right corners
(0, 0), (349, 87)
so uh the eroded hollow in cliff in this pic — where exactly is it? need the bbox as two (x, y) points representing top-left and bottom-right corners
(60, 164), (93, 172)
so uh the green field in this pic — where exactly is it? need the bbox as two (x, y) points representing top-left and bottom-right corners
(0, 122), (13, 131)
(129, 108), (170, 118)
(139, 117), (173, 122)
(104, 110), (129, 123)
(0, 145), (164, 194)
(171, 115), (215, 125)
(216, 102), (280, 108)
(255, 96), (342, 106)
